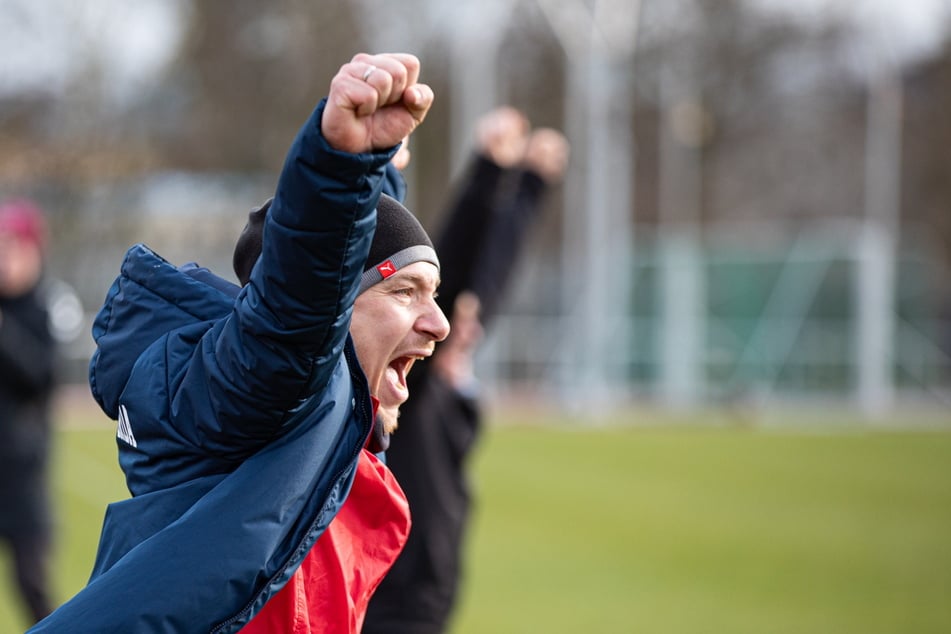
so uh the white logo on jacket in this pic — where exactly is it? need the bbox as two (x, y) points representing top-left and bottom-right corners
(117, 403), (138, 448)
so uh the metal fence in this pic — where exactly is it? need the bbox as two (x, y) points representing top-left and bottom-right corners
(474, 223), (951, 414)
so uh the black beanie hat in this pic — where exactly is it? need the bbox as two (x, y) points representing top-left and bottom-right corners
(233, 194), (439, 291)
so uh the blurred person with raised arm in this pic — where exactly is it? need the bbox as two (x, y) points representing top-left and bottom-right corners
(364, 106), (570, 634)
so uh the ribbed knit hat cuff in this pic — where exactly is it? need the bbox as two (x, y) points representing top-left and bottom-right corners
(359, 245), (440, 294)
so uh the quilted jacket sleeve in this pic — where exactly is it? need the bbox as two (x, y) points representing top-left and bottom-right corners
(172, 99), (396, 452)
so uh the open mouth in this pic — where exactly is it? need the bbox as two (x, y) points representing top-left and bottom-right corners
(381, 349), (430, 405)
(389, 356), (413, 391)
(384, 355), (419, 400)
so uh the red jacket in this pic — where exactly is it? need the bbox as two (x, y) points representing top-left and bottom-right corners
(241, 449), (410, 633)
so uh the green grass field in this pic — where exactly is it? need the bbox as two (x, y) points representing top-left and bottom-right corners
(2, 399), (950, 633)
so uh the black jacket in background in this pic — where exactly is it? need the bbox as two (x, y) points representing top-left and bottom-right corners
(0, 284), (56, 538)
(364, 156), (549, 634)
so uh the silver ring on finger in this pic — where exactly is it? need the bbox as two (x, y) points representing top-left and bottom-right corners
(362, 65), (377, 82)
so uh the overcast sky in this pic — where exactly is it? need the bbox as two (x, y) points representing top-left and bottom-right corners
(752, 0), (951, 69)
(1, 0), (949, 100)
(0, 0), (188, 99)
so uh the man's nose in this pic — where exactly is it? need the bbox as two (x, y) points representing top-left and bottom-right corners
(420, 302), (451, 342)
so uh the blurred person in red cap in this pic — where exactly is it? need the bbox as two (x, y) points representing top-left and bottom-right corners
(0, 198), (57, 626)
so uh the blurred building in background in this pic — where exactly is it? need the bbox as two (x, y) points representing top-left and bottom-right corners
(1, 0), (949, 418)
